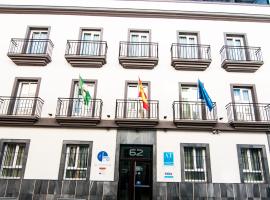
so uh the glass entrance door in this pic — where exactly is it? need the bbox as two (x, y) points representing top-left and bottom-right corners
(80, 30), (101, 55)
(181, 86), (202, 120)
(27, 30), (48, 54)
(118, 145), (153, 200)
(129, 32), (150, 57)
(233, 88), (255, 121)
(178, 34), (198, 59)
(226, 36), (246, 61)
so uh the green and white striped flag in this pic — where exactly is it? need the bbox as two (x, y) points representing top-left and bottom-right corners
(79, 75), (91, 106)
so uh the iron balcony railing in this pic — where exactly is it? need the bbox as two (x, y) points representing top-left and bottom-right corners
(171, 44), (211, 60)
(220, 46), (263, 63)
(8, 38), (54, 56)
(119, 41), (158, 58)
(115, 99), (159, 120)
(56, 98), (103, 119)
(226, 103), (270, 122)
(0, 96), (44, 117)
(65, 40), (108, 57)
(173, 101), (217, 121)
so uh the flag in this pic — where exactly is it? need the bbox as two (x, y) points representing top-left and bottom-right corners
(138, 78), (149, 110)
(198, 79), (214, 111)
(79, 75), (91, 106)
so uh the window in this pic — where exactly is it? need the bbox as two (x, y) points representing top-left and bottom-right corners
(180, 84), (202, 120)
(180, 143), (211, 182)
(178, 32), (199, 59)
(0, 140), (30, 179)
(125, 81), (150, 118)
(79, 28), (102, 56)
(237, 145), (270, 183)
(10, 78), (41, 116)
(59, 141), (92, 180)
(128, 30), (150, 57)
(231, 84), (257, 121)
(26, 27), (49, 54)
(225, 34), (247, 61)
(69, 79), (97, 117)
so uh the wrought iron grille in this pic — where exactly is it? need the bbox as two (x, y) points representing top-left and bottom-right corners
(226, 103), (270, 122)
(220, 46), (263, 63)
(240, 148), (264, 183)
(0, 143), (25, 179)
(115, 99), (159, 120)
(65, 40), (107, 56)
(173, 101), (217, 121)
(56, 98), (102, 119)
(0, 96), (44, 117)
(171, 44), (211, 60)
(8, 38), (54, 55)
(119, 41), (158, 58)
(64, 145), (89, 180)
(184, 147), (207, 182)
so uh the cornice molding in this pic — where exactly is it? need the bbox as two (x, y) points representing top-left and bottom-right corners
(0, 4), (270, 22)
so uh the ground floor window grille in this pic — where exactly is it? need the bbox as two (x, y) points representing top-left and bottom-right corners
(184, 146), (207, 182)
(0, 143), (25, 178)
(64, 145), (89, 180)
(241, 148), (264, 183)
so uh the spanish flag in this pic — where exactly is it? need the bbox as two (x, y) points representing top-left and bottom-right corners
(138, 78), (149, 110)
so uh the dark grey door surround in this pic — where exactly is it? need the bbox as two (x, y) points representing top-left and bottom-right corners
(115, 130), (157, 199)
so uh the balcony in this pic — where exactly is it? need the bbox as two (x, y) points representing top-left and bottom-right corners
(115, 99), (159, 127)
(226, 103), (270, 130)
(0, 96), (44, 124)
(7, 38), (54, 66)
(171, 44), (211, 71)
(119, 42), (158, 69)
(220, 46), (263, 72)
(65, 40), (107, 68)
(55, 98), (103, 126)
(173, 101), (217, 128)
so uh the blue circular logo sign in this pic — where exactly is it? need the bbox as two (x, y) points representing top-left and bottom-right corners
(97, 151), (109, 162)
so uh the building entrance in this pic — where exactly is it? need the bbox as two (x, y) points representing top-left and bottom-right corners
(118, 145), (153, 200)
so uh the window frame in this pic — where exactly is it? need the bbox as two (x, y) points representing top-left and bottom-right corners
(124, 80), (151, 100)
(230, 84), (261, 121)
(8, 77), (41, 115)
(58, 140), (93, 180)
(180, 143), (212, 182)
(128, 29), (151, 42)
(0, 139), (30, 179)
(237, 144), (270, 183)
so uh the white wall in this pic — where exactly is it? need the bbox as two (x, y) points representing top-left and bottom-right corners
(0, 14), (269, 122)
(0, 127), (117, 181)
(157, 130), (270, 183)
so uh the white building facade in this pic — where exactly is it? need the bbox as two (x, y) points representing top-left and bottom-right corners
(0, 0), (270, 199)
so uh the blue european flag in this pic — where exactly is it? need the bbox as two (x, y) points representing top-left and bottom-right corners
(198, 79), (214, 111)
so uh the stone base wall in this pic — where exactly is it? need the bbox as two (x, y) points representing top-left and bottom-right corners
(0, 180), (270, 200)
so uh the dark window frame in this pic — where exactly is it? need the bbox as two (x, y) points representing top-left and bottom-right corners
(237, 144), (270, 183)
(180, 143), (212, 182)
(0, 139), (30, 179)
(58, 140), (93, 180)
(8, 77), (41, 115)
(124, 80), (151, 100)
(69, 79), (98, 99)
(230, 84), (261, 121)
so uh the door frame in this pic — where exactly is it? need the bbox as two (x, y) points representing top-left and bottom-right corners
(67, 79), (98, 117)
(77, 28), (103, 55)
(8, 77), (41, 116)
(124, 80), (151, 119)
(179, 82), (207, 120)
(230, 84), (260, 121)
(128, 29), (151, 57)
(118, 144), (153, 200)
